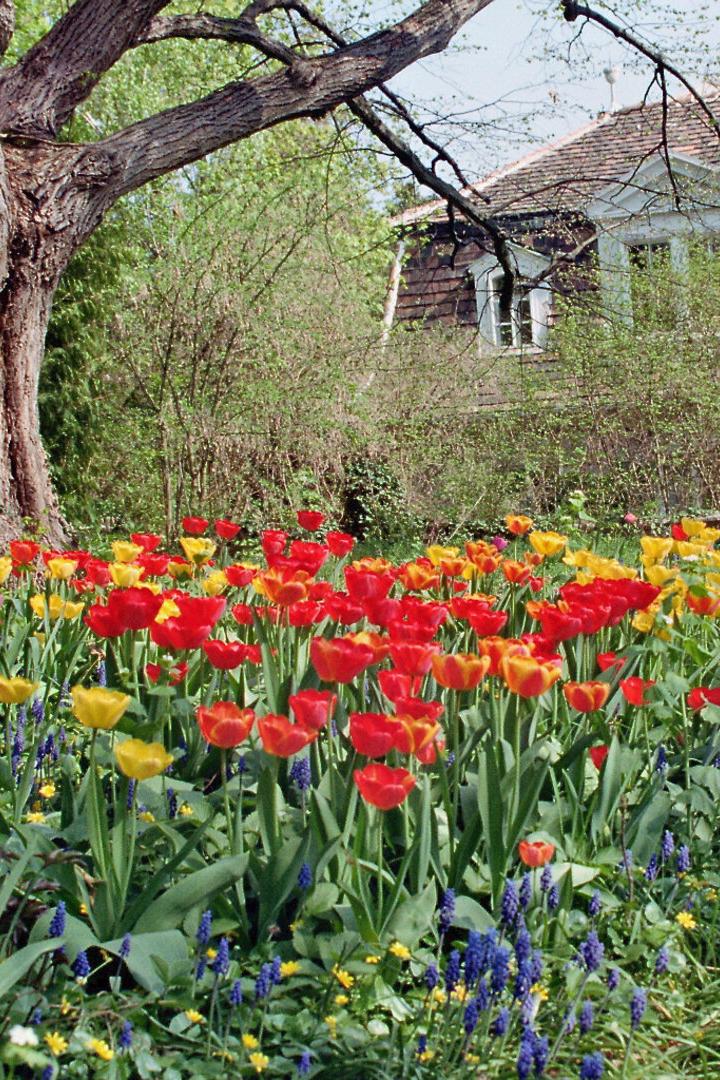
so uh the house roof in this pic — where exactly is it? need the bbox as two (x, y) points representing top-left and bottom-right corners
(397, 91), (720, 225)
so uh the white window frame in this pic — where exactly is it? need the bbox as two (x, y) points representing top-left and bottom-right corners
(587, 152), (720, 320)
(469, 243), (553, 354)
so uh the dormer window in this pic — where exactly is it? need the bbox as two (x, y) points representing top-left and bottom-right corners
(469, 244), (553, 354)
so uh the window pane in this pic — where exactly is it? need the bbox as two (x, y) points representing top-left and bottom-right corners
(516, 294), (534, 345)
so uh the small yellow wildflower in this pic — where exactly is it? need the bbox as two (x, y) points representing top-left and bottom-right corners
(465, 1052), (480, 1065)
(25, 811), (45, 824)
(60, 998), (72, 1016)
(38, 781), (56, 799)
(206, 947), (218, 961)
(676, 911), (696, 930)
(335, 994), (350, 1006)
(418, 1049), (435, 1063)
(249, 1052), (269, 1074)
(531, 983), (549, 1002)
(86, 1038), (113, 1061)
(706, 888), (718, 902)
(451, 984), (470, 1003)
(289, 919), (303, 932)
(242, 1034), (259, 1050)
(331, 964), (354, 989)
(138, 810), (155, 823)
(389, 941), (411, 961)
(325, 1016), (338, 1039)
(364, 954), (381, 965)
(280, 961), (301, 978)
(185, 1009), (204, 1025)
(45, 1032), (68, 1056)
(179, 803), (193, 816)
(79, 902), (88, 916)
(431, 988), (447, 1007)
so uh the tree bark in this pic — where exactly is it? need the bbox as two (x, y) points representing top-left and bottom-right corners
(0, 141), (108, 543)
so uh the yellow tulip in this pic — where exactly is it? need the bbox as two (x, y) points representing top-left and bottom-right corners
(528, 531), (567, 557)
(644, 564), (678, 587)
(586, 554), (636, 580)
(562, 548), (591, 568)
(0, 677), (39, 705)
(71, 686), (130, 730)
(632, 603), (660, 633)
(179, 537), (216, 566)
(155, 598), (181, 623)
(0, 556), (12, 585)
(680, 517), (707, 538)
(114, 739), (173, 780)
(30, 594), (84, 621)
(203, 570), (227, 596)
(111, 541), (144, 564)
(425, 545), (460, 567)
(168, 560), (193, 581)
(640, 536), (674, 563)
(46, 557), (78, 580)
(109, 562), (142, 588)
(674, 541), (707, 560)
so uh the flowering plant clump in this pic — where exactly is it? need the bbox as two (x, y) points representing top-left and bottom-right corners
(0, 511), (719, 1076)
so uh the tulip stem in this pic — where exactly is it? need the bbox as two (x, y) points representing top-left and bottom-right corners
(220, 750), (233, 850)
(376, 810), (384, 925)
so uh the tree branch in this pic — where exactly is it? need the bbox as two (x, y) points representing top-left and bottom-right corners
(0, 0), (173, 138)
(133, 11), (303, 71)
(89, 0), (495, 198)
(563, 0), (720, 139)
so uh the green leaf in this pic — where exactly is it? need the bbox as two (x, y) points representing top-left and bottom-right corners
(0, 940), (60, 996)
(452, 895), (495, 932)
(132, 855), (247, 933)
(102, 930), (188, 993)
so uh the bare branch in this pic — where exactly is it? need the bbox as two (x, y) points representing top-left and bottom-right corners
(563, 0), (720, 140)
(0, 0), (173, 138)
(134, 11), (303, 70)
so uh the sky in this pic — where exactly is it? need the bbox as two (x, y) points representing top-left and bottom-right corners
(336, 0), (720, 185)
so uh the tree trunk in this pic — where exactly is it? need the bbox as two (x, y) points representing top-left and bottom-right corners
(0, 144), (89, 546)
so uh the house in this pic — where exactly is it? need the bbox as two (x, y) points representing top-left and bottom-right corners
(385, 93), (720, 373)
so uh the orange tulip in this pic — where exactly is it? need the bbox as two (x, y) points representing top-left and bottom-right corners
(477, 636), (531, 676)
(393, 714), (440, 755)
(436, 556), (468, 577)
(196, 702), (255, 748)
(563, 681), (610, 713)
(397, 562), (440, 592)
(505, 514), (533, 536)
(345, 630), (390, 665)
(255, 567), (313, 606)
(500, 653), (561, 698)
(258, 714), (317, 757)
(518, 839), (555, 867)
(431, 652), (490, 691)
(501, 560), (532, 586)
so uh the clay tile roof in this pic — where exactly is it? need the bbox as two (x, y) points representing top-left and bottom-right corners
(398, 92), (720, 224)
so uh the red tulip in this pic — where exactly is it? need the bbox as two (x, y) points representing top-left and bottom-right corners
(288, 540), (329, 576)
(261, 530), (288, 558)
(345, 565), (395, 603)
(182, 516), (208, 535)
(353, 763), (416, 810)
(687, 686), (720, 710)
(388, 641), (440, 678)
(287, 600), (325, 626)
(231, 602), (254, 626)
(324, 592), (364, 625)
(84, 558), (111, 587)
(146, 661), (188, 686)
(258, 714), (317, 757)
(131, 533), (163, 552)
(467, 606), (508, 636)
(84, 603), (127, 638)
(377, 670), (412, 703)
(197, 702), (255, 748)
(296, 510), (325, 531)
(589, 744), (609, 770)
(518, 839), (555, 867)
(391, 696), (444, 723)
(310, 636), (374, 683)
(225, 563), (257, 588)
(215, 519), (241, 541)
(289, 689), (337, 731)
(107, 587), (164, 631)
(538, 606), (583, 643)
(349, 713), (399, 757)
(9, 540), (40, 568)
(137, 553), (171, 578)
(619, 676), (655, 706)
(326, 531), (355, 558)
(150, 595), (226, 651)
(363, 597), (403, 628)
(671, 522), (689, 541)
(202, 639), (250, 670)
(597, 651), (626, 673)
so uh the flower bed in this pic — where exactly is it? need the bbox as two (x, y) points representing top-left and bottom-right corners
(1, 513), (719, 1077)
